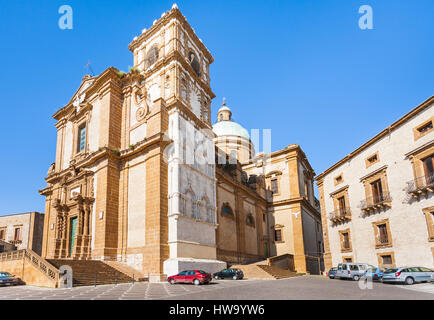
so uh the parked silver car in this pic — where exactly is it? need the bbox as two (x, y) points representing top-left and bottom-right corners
(381, 267), (433, 285)
(336, 263), (375, 281)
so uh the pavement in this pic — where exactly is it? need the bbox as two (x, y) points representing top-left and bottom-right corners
(0, 276), (432, 300)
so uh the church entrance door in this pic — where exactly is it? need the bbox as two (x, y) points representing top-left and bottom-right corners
(69, 217), (78, 256)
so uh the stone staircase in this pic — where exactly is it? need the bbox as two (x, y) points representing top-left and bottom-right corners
(103, 260), (147, 282)
(257, 265), (301, 279)
(231, 254), (303, 280)
(47, 259), (136, 287)
(231, 264), (276, 279)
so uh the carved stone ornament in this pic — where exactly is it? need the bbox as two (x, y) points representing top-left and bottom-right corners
(73, 93), (86, 112)
(135, 107), (147, 122)
(133, 85), (147, 106)
(133, 85), (149, 122)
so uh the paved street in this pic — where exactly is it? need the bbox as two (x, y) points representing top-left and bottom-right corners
(0, 276), (432, 300)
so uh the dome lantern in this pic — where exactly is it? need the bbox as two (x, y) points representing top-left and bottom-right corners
(212, 98), (255, 162)
(217, 98), (232, 122)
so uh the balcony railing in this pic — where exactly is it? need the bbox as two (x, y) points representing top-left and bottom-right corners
(9, 240), (22, 245)
(406, 173), (434, 197)
(360, 192), (392, 212)
(328, 208), (351, 223)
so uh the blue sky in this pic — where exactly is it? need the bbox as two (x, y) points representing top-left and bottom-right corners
(0, 0), (433, 214)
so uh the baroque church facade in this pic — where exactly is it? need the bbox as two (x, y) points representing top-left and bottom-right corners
(39, 5), (322, 280)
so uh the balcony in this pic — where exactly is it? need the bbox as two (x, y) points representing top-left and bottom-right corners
(9, 240), (22, 246)
(406, 173), (434, 199)
(360, 192), (392, 214)
(328, 208), (351, 223)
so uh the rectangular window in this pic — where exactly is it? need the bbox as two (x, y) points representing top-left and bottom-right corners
(14, 228), (21, 241)
(78, 124), (86, 152)
(334, 174), (343, 185)
(274, 229), (282, 242)
(304, 179), (310, 199)
(271, 179), (279, 194)
(365, 152), (380, 168)
(262, 213), (266, 222)
(0, 229), (5, 241)
(418, 121), (433, 134)
(413, 118), (434, 140)
(337, 196), (346, 214)
(342, 232), (350, 249)
(382, 255), (392, 265)
(368, 154), (378, 164)
(378, 224), (389, 244)
(423, 208), (434, 241)
(371, 179), (383, 204)
(423, 155), (434, 184)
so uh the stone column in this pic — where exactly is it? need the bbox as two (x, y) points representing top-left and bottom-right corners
(84, 206), (89, 236)
(60, 211), (68, 258)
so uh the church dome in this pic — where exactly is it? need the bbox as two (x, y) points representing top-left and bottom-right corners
(213, 120), (250, 140)
(213, 101), (250, 139)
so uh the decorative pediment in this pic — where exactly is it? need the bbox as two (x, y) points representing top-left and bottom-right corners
(68, 77), (95, 110)
(265, 170), (282, 178)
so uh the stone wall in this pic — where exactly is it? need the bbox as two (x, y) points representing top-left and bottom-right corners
(318, 100), (434, 269)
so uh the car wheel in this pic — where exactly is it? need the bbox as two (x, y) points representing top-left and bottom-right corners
(193, 279), (200, 286)
(353, 275), (360, 281)
(405, 277), (414, 285)
(169, 279), (175, 285)
(232, 275), (238, 280)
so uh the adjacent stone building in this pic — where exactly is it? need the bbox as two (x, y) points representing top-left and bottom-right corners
(0, 212), (45, 255)
(316, 96), (434, 270)
(38, 5), (322, 279)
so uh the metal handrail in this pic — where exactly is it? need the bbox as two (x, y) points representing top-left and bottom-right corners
(406, 173), (434, 193)
(328, 208), (351, 221)
(360, 192), (392, 210)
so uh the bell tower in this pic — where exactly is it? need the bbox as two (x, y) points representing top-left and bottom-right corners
(128, 3), (214, 128)
(128, 4), (225, 277)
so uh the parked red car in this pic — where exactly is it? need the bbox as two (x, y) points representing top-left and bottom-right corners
(168, 270), (212, 285)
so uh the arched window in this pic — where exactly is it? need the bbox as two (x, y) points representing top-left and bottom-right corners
(200, 196), (210, 222)
(221, 203), (233, 216)
(229, 150), (238, 164)
(246, 214), (255, 227)
(146, 46), (159, 68)
(188, 51), (201, 76)
(185, 189), (196, 219)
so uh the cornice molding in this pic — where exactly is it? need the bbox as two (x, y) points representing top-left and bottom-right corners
(359, 165), (388, 182)
(329, 185), (349, 197)
(405, 139), (434, 158)
(315, 95), (434, 181)
(53, 67), (121, 121)
(128, 8), (213, 63)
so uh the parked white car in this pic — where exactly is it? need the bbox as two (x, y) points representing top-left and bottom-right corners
(336, 263), (375, 281)
(382, 267), (434, 285)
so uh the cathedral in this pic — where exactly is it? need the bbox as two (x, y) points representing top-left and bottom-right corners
(39, 5), (323, 281)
